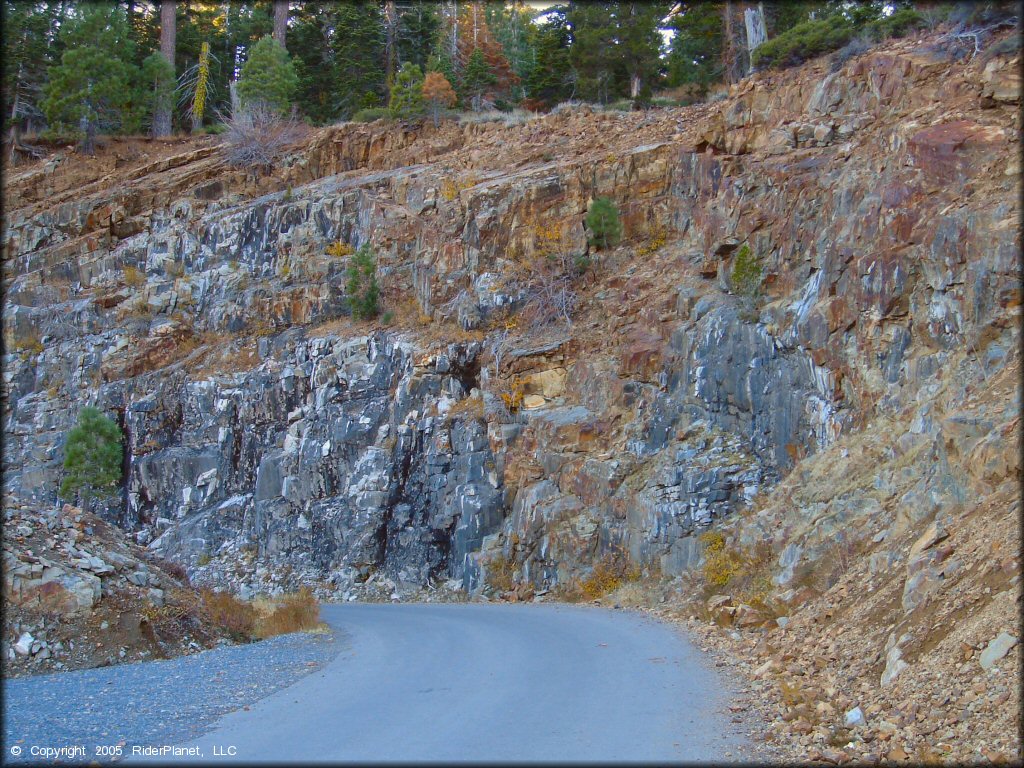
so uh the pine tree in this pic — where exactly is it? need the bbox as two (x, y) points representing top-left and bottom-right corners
(427, 50), (458, 101)
(291, 1), (385, 123)
(461, 48), (496, 110)
(273, 0), (289, 49)
(60, 406), (123, 508)
(586, 197), (622, 250)
(619, 2), (667, 107)
(237, 35), (298, 114)
(485, 2), (536, 102)
(346, 245), (380, 320)
(4, 0), (71, 146)
(41, 3), (143, 153)
(456, 5), (519, 103)
(567, 2), (621, 104)
(397, 1), (441, 72)
(667, 3), (725, 95)
(523, 9), (573, 109)
(141, 52), (177, 137)
(389, 61), (425, 119)
(152, 0), (176, 137)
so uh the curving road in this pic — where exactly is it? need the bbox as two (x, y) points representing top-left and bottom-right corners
(130, 602), (753, 764)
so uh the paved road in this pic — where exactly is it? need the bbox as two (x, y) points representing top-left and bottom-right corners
(132, 602), (752, 764)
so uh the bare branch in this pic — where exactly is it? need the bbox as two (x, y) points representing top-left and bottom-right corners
(219, 102), (307, 174)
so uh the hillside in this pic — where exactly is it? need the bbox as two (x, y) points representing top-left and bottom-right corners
(2, 27), (1021, 763)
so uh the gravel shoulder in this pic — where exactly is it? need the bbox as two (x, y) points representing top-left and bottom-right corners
(3, 627), (346, 764)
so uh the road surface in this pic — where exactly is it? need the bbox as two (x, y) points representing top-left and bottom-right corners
(130, 602), (753, 763)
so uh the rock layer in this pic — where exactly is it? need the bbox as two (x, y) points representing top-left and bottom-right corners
(2, 33), (1020, 603)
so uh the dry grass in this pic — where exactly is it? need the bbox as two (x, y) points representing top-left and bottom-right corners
(484, 553), (517, 593)
(123, 265), (146, 288)
(555, 548), (642, 602)
(199, 588), (256, 640)
(445, 394), (486, 422)
(252, 587), (320, 639)
(187, 338), (259, 378)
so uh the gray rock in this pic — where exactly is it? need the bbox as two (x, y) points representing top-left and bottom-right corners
(979, 632), (1018, 671)
(14, 632), (33, 655)
(844, 706), (866, 727)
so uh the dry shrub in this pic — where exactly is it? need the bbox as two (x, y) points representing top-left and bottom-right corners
(700, 530), (742, 588)
(326, 241), (354, 258)
(200, 588), (256, 640)
(221, 102), (307, 172)
(485, 553), (516, 592)
(498, 375), (524, 413)
(254, 587), (320, 639)
(123, 265), (146, 288)
(445, 394), (485, 422)
(557, 548), (642, 602)
(790, 535), (864, 593)
(141, 587), (202, 633)
(518, 251), (584, 330)
(146, 555), (190, 586)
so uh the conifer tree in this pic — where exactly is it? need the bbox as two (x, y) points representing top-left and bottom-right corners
(141, 52), (177, 137)
(237, 35), (298, 114)
(523, 9), (573, 108)
(153, 0), (176, 136)
(346, 245), (380, 320)
(586, 197), (622, 250)
(461, 48), (496, 110)
(41, 3), (143, 153)
(291, 1), (385, 123)
(389, 61), (425, 119)
(60, 406), (123, 508)
(666, 3), (725, 95)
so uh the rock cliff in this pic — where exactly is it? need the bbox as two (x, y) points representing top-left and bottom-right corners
(3, 29), (1019, 625)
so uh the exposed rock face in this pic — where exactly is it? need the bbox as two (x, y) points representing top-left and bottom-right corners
(134, 334), (504, 589)
(2, 33), (1020, 604)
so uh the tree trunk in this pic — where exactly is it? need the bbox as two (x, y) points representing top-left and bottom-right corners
(154, 0), (176, 137)
(744, 3), (766, 73)
(384, 1), (398, 87)
(723, 1), (735, 85)
(273, 0), (288, 49)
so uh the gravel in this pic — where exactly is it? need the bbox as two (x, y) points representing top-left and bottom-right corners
(3, 628), (346, 763)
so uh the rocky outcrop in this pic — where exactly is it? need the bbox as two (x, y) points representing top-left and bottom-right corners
(2, 32), (1020, 605)
(2, 503), (224, 676)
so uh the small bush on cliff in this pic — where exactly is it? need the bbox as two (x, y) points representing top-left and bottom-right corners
(585, 197), (622, 251)
(556, 547), (642, 602)
(60, 406), (123, 506)
(729, 244), (763, 320)
(700, 531), (741, 587)
(485, 553), (517, 593)
(346, 244), (380, 320)
(830, 35), (874, 72)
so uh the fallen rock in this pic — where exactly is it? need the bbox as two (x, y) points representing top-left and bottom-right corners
(845, 706), (867, 727)
(14, 632), (34, 655)
(978, 632), (1018, 671)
